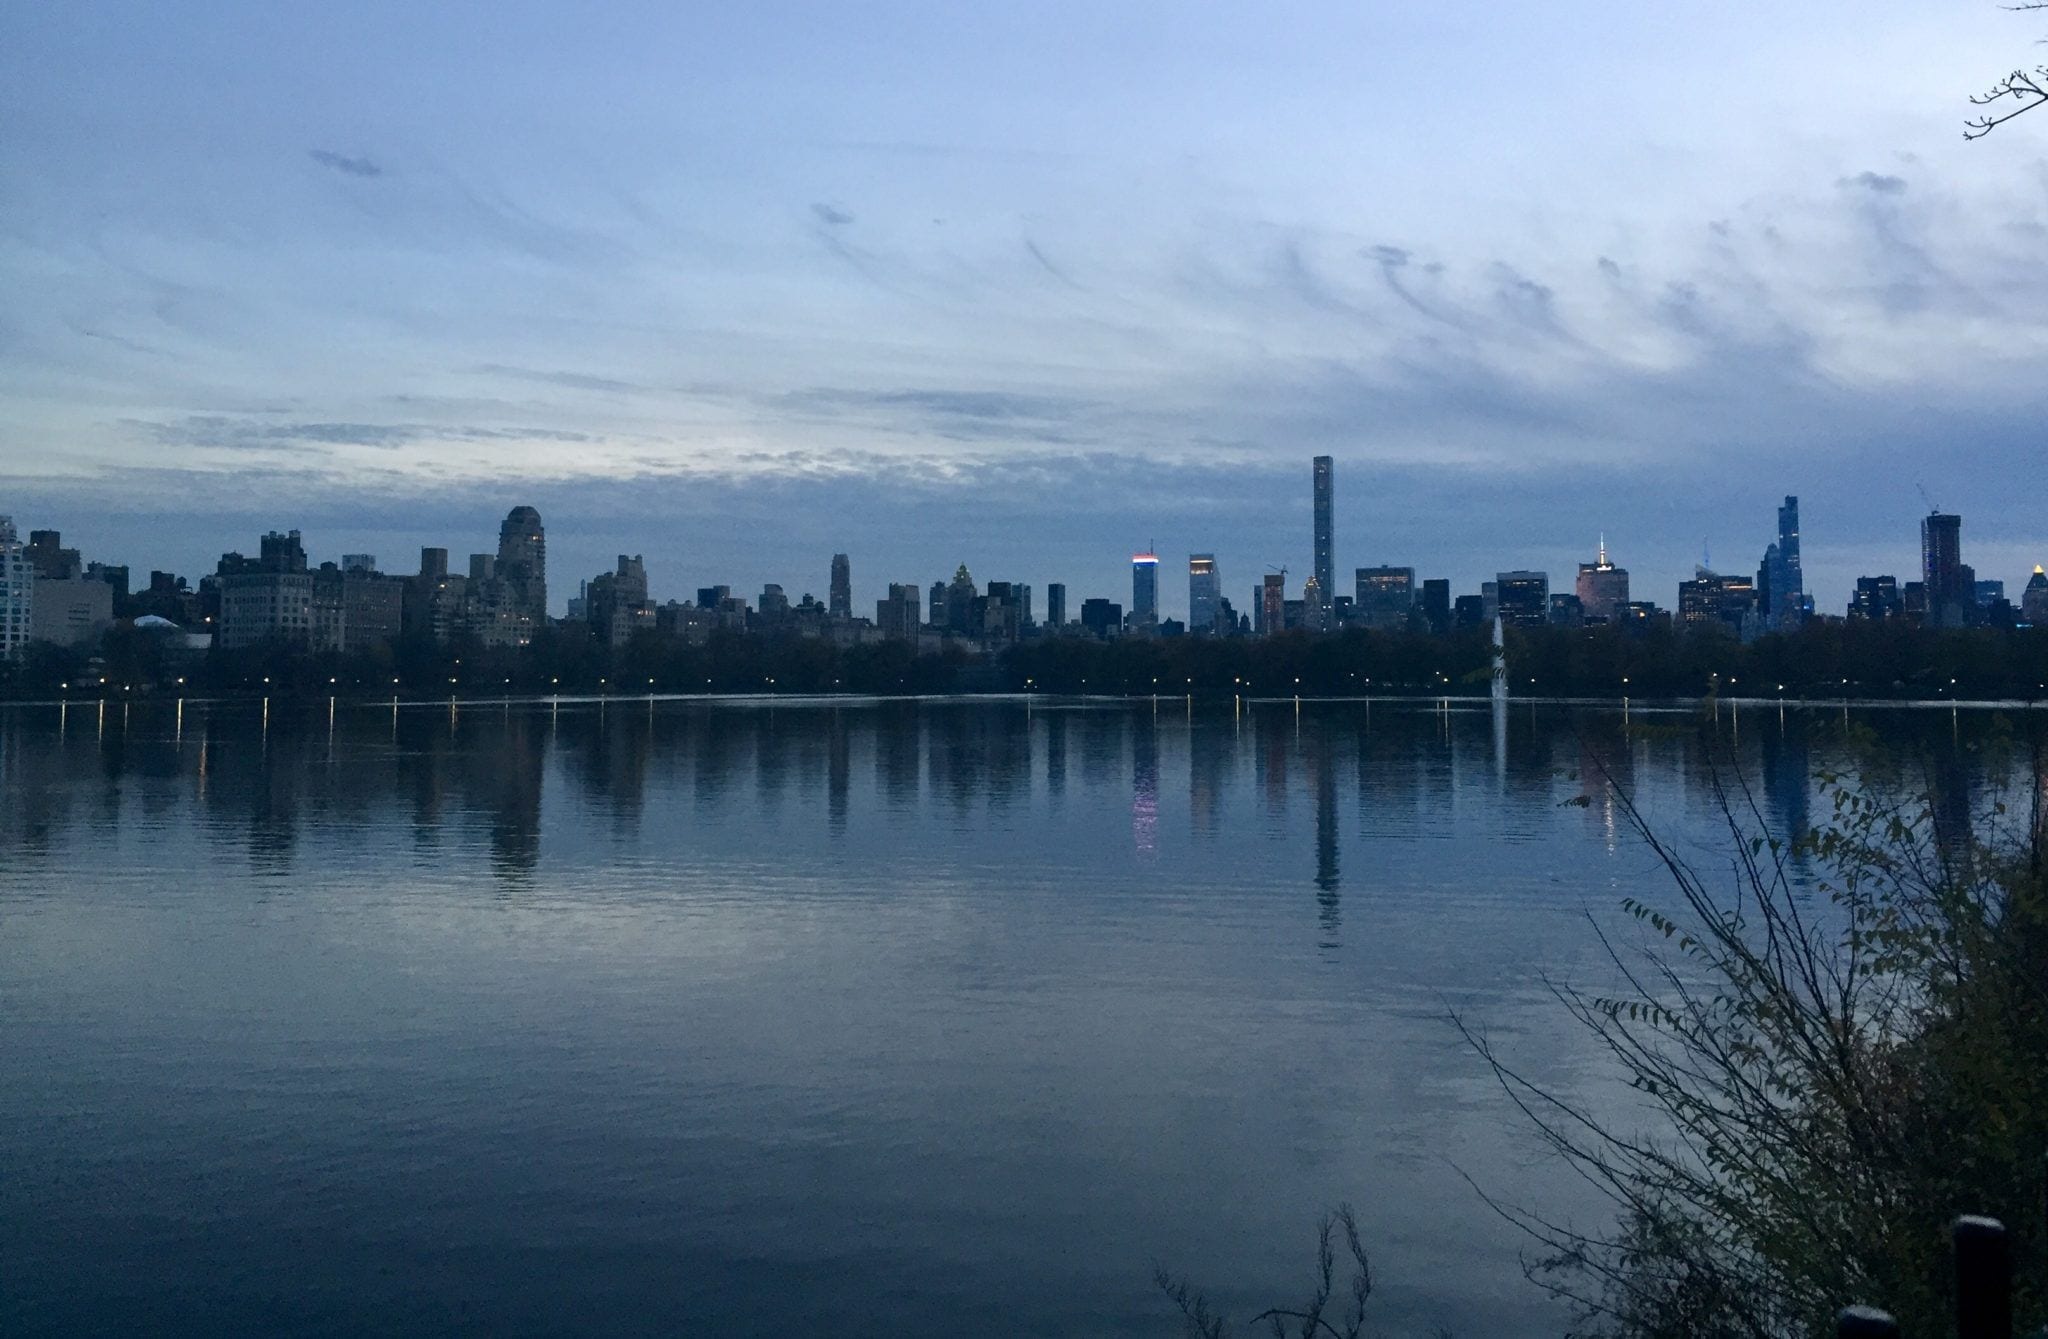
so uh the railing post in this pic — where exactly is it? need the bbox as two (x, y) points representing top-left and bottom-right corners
(1955, 1214), (2012, 1339)
(1837, 1305), (1900, 1338)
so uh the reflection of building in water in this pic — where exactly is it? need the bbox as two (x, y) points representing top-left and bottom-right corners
(1575, 722), (1636, 851)
(876, 703), (921, 807)
(1757, 712), (1811, 849)
(828, 710), (850, 836)
(1042, 711), (1067, 800)
(1131, 714), (1158, 854)
(486, 711), (545, 878)
(1927, 729), (1974, 857)
(1314, 739), (1340, 947)
(1254, 707), (1290, 827)
(1187, 716), (1230, 837)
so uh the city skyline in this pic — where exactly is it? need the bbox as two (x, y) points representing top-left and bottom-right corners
(3, 4), (2047, 616)
(4, 476), (2041, 637)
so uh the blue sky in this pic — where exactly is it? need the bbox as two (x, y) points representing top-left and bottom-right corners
(2, 1), (2045, 617)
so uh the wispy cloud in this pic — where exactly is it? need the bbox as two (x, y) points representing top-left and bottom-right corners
(308, 149), (383, 178)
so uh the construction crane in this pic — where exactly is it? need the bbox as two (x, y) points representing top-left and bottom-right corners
(1917, 483), (1940, 515)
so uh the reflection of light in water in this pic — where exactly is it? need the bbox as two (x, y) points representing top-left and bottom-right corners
(1132, 766), (1158, 855)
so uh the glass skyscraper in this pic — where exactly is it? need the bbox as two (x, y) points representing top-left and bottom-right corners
(1311, 456), (1333, 628)
(1131, 552), (1159, 629)
(1187, 554), (1219, 633)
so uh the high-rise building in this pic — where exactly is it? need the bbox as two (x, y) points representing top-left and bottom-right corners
(1575, 537), (1630, 623)
(829, 553), (851, 620)
(26, 530), (81, 581)
(1922, 511), (1967, 624)
(1131, 552), (1159, 630)
(1849, 575), (1903, 621)
(1045, 583), (1067, 630)
(2022, 567), (2048, 625)
(0, 517), (29, 660)
(1353, 566), (1414, 630)
(1261, 572), (1286, 636)
(496, 505), (547, 624)
(1311, 456), (1334, 629)
(1679, 568), (1758, 639)
(1080, 598), (1122, 639)
(878, 583), (921, 639)
(218, 529), (316, 649)
(1494, 571), (1550, 628)
(1419, 578), (1450, 634)
(1188, 554), (1220, 634)
(945, 565), (978, 634)
(1766, 496), (1805, 630)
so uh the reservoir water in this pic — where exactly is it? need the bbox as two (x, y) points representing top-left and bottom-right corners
(1, 694), (2028, 1336)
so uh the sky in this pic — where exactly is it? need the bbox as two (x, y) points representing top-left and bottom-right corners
(2, 1), (2046, 619)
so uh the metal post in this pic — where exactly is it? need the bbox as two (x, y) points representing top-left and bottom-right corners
(1836, 1306), (1900, 1339)
(1955, 1215), (2012, 1339)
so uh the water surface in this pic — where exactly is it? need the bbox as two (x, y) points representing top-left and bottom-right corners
(1, 695), (2025, 1337)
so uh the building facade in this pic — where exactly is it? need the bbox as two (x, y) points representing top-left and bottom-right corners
(1921, 512), (1968, 625)
(1494, 571), (1550, 628)
(1188, 554), (1220, 634)
(2022, 567), (2048, 625)
(829, 553), (852, 620)
(0, 517), (29, 659)
(29, 577), (114, 647)
(1574, 539), (1630, 623)
(1130, 552), (1159, 631)
(1353, 566), (1414, 630)
(1311, 456), (1334, 630)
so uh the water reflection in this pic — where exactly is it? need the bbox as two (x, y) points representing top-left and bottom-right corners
(2, 695), (2043, 1339)
(2, 697), (2037, 897)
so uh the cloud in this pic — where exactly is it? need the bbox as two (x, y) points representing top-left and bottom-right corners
(470, 364), (645, 395)
(308, 149), (383, 178)
(1840, 170), (1907, 195)
(131, 416), (593, 453)
(810, 201), (854, 226)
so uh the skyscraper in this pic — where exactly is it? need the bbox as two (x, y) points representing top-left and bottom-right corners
(496, 506), (546, 621)
(1188, 554), (1220, 633)
(1311, 456), (1334, 629)
(2023, 567), (2048, 625)
(1921, 512), (1967, 623)
(1045, 582), (1067, 630)
(1575, 537), (1630, 623)
(878, 583), (921, 639)
(829, 553), (851, 620)
(1261, 572), (1286, 636)
(0, 516), (29, 661)
(1494, 571), (1550, 628)
(1769, 495), (1804, 630)
(1131, 551), (1159, 630)
(1353, 566), (1414, 630)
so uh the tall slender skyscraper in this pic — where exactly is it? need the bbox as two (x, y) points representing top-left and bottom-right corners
(829, 553), (851, 620)
(1045, 583), (1067, 629)
(1311, 456), (1334, 629)
(1764, 495), (1804, 630)
(1188, 554), (1219, 633)
(1131, 551), (1159, 630)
